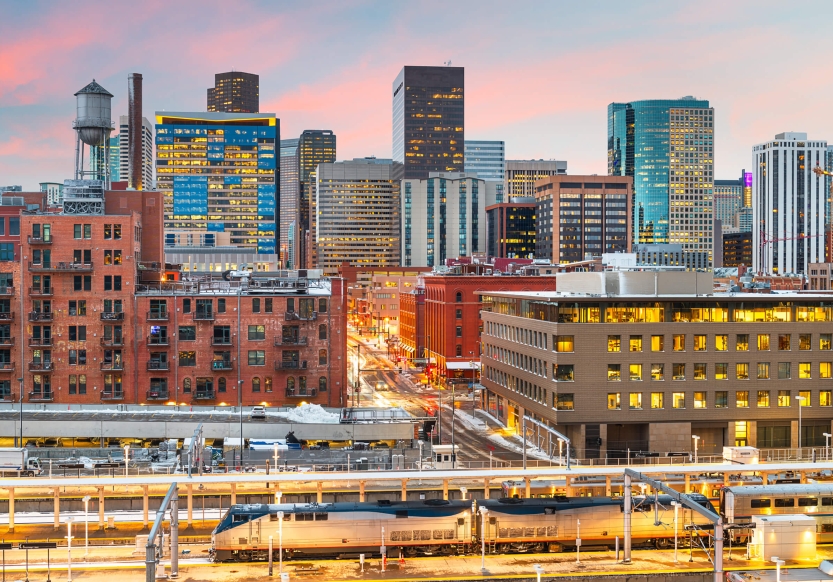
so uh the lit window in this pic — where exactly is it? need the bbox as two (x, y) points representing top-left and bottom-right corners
(607, 393), (621, 410)
(672, 363), (685, 380)
(821, 390), (832, 407)
(757, 390), (770, 407)
(629, 364), (642, 381)
(694, 392), (707, 408)
(800, 334), (812, 351)
(608, 364), (621, 381)
(779, 334), (791, 351)
(736, 334), (749, 351)
(821, 362), (832, 379)
(735, 421), (748, 446)
(693, 335), (707, 351)
(736, 363), (749, 380)
(673, 335), (685, 351)
(820, 334), (832, 350)
(651, 363), (664, 381)
(555, 336), (574, 352)
(777, 390), (791, 407)
(556, 393), (574, 411)
(629, 392), (642, 410)
(651, 335), (664, 352)
(715, 363), (728, 380)
(757, 334), (770, 351)
(672, 392), (685, 409)
(715, 335), (728, 351)
(555, 365), (574, 382)
(799, 362), (812, 379)
(608, 336), (621, 352)
(799, 390), (811, 406)
(736, 390), (749, 408)
(629, 336), (642, 352)
(757, 362), (770, 380)
(651, 392), (664, 409)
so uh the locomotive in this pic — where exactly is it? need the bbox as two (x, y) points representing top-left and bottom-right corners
(211, 493), (715, 562)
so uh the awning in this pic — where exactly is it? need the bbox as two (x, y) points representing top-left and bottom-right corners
(401, 344), (415, 353)
(445, 361), (481, 370)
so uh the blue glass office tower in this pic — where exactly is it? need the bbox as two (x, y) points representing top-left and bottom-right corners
(608, 98), (714, 270)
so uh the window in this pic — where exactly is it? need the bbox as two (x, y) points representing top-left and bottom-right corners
(556, 336), (574, 352)
(694, 363), (706, 380)
(715, 391), (728, 408)
(556, 393), (574, 410)
(456, 309), (462, 319)
(266, 377), (273, 393)
(555, 365), (574, 382)
(735, 420), (748, 446)
(715, 335), (728, 351)
(629, 336), (642, 352)
(248, 350), (266, 366)
(179, 351), (196, 366)
(217, 299), (226, 313)
(183, 378), (191, 393)
(8, 218), (18, 236)
(821, 390), (832, 407)
(319, 324), (327, 340)
(736, 391), (749, 408)
(248, 325), (265, 340)
(182, 299), (191, 314)
(757, 362), (770, 380)
(629, 392), (642, 409)
(693, 335), (707, 351)
(266, 298), (273, 313)
(608, 335), (621, 352)
(779, 362), (791, 379)
(68, 300), (86, 316)
(651, 392), (664, 409)
(103, 276), (122, 291)
(319, 349), (327, 365)
(179, 326), (196, 341)
(629, 364), (642, 381)
(736, 363), (749, 380)
(73, 275), (91, 291)
(821, 362), (832, 379)
(217, 378), (226, 392)
(799, 362), (812, 379)
(800, 334), (812, 350)
(455, 291), (463, 303)
(455, 326), (462, 338)
(651, 335), (664, 352)
(821, 334), (832, 350)
(715, 363), (728, 380)
(651, 363), (664, 381)
(757, 390), (770, 407)
(0, 244), (13, 261)
(673, 334), (685, 351)
(318, 298), (327, 313)
(672, 363), (685, 380)
(777, 390), (791, 407)
(672, 392), (685, 409)
(799, 390), (811, 406)
(104, 224), (111, 239)
(607, 364), (621, 381)
(607, 392), (621, 410)
(736, 334), (749, 351)
(68, 326), (86, 341)
(778, 334), (791, 350)
(757, 334), (770, 351)
(252, 298), (261, 313)
(694, 392), (706, 408)
(252, 378), (261, 393)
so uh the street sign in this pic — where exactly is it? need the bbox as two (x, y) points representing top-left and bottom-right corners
(19, 542), (57, 549)
(413, 358), (428, 365)
(0, 543), (11, 550)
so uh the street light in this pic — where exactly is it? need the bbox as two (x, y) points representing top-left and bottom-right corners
(795, 395), (806, 455)
(478, 506), (489, 572)
(418, 440), (424, 483)
(824, 433), (832, 461)
(277, 510), (284, 576)
(238, 380), (245, 470)
(123, 445), (129, 477)
(273, 443), (279, 475)
(671, 500), (679, 564)
(691, 435), (700, 465)
(16, 376), (23, 448)
(82, 496), (90, 558)
(533, 564), (544, 582)
(66, 517), (74, 582)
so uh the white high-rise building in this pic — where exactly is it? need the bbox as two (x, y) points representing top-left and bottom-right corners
(753, 132), (827, 275)
(464, 140), (505, 182)
(118, 115), (154, 189)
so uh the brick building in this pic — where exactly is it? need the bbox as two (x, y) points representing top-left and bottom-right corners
(399, 288), (425, 363)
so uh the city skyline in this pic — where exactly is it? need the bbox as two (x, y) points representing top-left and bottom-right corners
(2, 0), (833, 188)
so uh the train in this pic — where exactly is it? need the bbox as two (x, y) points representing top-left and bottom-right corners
(210, 494), (716, 562)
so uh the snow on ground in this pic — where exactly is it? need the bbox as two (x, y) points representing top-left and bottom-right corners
(272, 403), (339, 424)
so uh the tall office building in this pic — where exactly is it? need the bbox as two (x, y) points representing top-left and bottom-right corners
(608, 98), (714, 270)
(752, 132), (827, 275)
(465, 140), (505, 181)
(392, 66), (464, 179)
(315, 159), (402, 275)
(298, 130), (336, 268)
(155, 112), (279, 254)
(826, 145), (833, 225)
(714, 173), (744, 226)
(116, 115), (154, 188)
(485, 199), (536, 259)
(280, 138), (300, 268)
(207, 71), (259, 113)
(505, 160), (567, 199)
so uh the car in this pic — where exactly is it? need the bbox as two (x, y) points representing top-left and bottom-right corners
(250, 406), (266, 420)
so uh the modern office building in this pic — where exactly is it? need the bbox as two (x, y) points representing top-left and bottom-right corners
(481, 270), (833, 458)
(752, 132), (827, 275)
(402, 173), (501, 267)
(155, 112), (279, 255)
(715, 174), (745, 226)
(534, 175), (632, 264)
(505, 160), (567, 199)
(486, 199), (536, 260)
(279, 138), (300, 268)
(465, 140), (505, 182)
(116, 115), (154, 189)
(314, 159), (402, 275)
(39, 183), (64, 206)
(207, 71), (259, 113)
(298, 130), (336, 268)
(826, 146), (833, 224)
(608, 98), (714, 269)
(392, 66), (464, 179)
(723, 231), (753, 268)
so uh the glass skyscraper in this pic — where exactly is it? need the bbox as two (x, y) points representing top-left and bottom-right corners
(298, 130), (336, 268)
(279, 138), (299, 268)
(464, 140), (504, 182)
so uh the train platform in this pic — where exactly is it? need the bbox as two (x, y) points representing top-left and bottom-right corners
(0, 519), (216, 545)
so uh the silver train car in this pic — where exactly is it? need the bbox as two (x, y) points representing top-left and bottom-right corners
(211, 494), (716, 561)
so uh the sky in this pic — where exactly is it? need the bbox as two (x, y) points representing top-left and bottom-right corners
(2, 0), (833, 189)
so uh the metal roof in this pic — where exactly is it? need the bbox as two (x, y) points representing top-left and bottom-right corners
(74, 79), (113, 97)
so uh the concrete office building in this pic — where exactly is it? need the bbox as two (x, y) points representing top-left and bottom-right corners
(752, 132), (827, 275)
(115, 115), (154, 189)
(506, 160), (567, 198)
(715, 174), (745, 226)
(207, 71), (259, 113)
(298, 130), (336, 268)
(392, 66), (464, 180)
(534, 176), (632, 264)
(481, 270), (833, 459)
(280, 138), (300, 268)
(402, 173), (501, 267)
(314, 159), (402, 276)
(465, 140), (505, 182)
(39, 183), (64, 206)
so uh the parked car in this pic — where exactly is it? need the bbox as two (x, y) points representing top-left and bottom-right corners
(251, 406), (266, 420)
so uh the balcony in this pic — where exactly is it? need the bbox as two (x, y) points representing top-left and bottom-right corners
(148, 336), (169, 346)
(100, 361), (124, 371)
(0, 286), (13, 296)
(193, 310), (214, 321)
(147, 310), (169, 321)
(28, 261), (94, 272)
(193, 390), (215, 400)
(285, 388), (317, 398)
(0, 337), (14, 347)
(275, 361), (306, 370)
(100, 391), (125, 401)
(29, 287), (53, 296)
(146, 390), (169, 401)
(211, 360), (233, 371)
(28, 337), (52, 347)
(0, 312), (13, 321)
(0, 362), (14, 373)
(28, 311), (53, 322)
(27, 235), (53, 245)
(274, 336), (308, 346)
(100, 337), (125, 347)
(28, 361), (53, 372)
(285, 311), (317, 322)
(146, 361), (169, 371)
(29, 391), (54, 402)
(100, 312), (125, 321)
(211, 338), (233, 346)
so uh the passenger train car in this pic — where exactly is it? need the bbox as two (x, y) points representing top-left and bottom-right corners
(211, 494), (716, 561)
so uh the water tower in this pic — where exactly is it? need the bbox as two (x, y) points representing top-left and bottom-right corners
(72, 79), (114, 188)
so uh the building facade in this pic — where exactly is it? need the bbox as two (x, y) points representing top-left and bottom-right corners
(723, 231), (753, 268)
(298, 130), (336, 269)
(39, 183), (64, 206)
(534, 175), (632, 264)
(117, 115), (154, 190)
(279, 138), (300, 269)
(486, 200), (536, 260)
(399, 288), (426, 364)
(505, 160), (567, 199)
(207, 71), (259, 114)
(155, 112), (279, 255)
(392, 66), (464, 180)
(714, 175), (744, 226)
(464, 140), (505, 182)
(808, 263), (833, 291)
(753, 133), (828, 276)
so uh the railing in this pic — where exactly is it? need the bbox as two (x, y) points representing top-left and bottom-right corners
(27, 235), (53, 244)
(211, 338), (233, 346)
(147, 361), (170, 371)
(285, 388), (317, 398)
(275, 361), (304, 370)
(275, 337), (308, 346)
(29, 287), (53, 296)
(211, 361), (233, 371)
(100, 362), (124, 371)
(100, 312), (125, 321)
(100, 391), (125, 401)
(148, 336), (169, 346)
(193, 391), (215, 400)
(0, 286), (13, 296)
(0, 312), (12, 321)
(28, 311), (53, 322)
(193, 311), (215, 321)
(101, 337), (125, 347)
(28, 361), (53, 372)
(146, 390), (169, 400)
(29, 261), (94, 272)
(147, 310), (169, 321)
(0, 362), (14, 372)
(29, 391), (54, 402)
(28, 337), (52, 347)
(0, 337), (14, 346)
(285, 311), (317, 322)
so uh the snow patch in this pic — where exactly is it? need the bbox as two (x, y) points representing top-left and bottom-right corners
(274, 403), (338, 424)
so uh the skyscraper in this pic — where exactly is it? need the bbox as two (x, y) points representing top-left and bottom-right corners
(155, 112), (279, 254)
(280, 138), (300, 269)
(464, 140), (504, 181)
(207, 71), (259, 113)
(752, 132), (827, 275)
(117, 115), (154, 189)
(298, 130), (336, 268)
(608, 98), (714, 270)
(505, 160), (567, 199)
(392, 66), (464, 179)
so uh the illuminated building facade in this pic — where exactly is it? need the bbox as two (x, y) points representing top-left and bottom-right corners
(279, 138), (299, 268)
(207, 71), (259, 114)
(298, 130), (336, 268)
(155, 112), (279, 255)
(392, 66), (464, 180)
(486, 200), (536, 259)
(505, 160), (567, 199)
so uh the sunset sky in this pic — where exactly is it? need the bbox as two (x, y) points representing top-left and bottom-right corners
(1, 0), (832, 189)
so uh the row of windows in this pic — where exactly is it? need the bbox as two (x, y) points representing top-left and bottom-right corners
(603, 334), (827, 353)
(160, 375), (328, 394)
(603, 389), (825, 410)
(150, 324), (327, 341)
(602, 362), (828, 381)
(148, 297), (328, 315)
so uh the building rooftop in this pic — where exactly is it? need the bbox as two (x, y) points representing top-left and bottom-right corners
(135, 273), (332, 297)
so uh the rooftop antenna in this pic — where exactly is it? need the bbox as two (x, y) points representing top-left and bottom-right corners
(444, 60), (452, 66)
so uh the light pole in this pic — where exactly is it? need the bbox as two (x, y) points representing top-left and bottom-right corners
(277, 510), (284, 576)
(671, 500), (679, 564)
(82, 496), (90, 558)
(479, 506), (489, 572)
(450, 382), (456, 469)
(16, 376), (23, 447)
(824, 433), (832, 461)
(273, 443), (279, 475)
(772, 556), (785, 582)
(123, 445), (129, 477)
(66, 517), (74, 582)
(418, 440), (424, 483)
(238, 380), (244, 470)
(533, 564), (544, 582)
(795, 395), (806, 455)
(691, 435), (700, 465)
